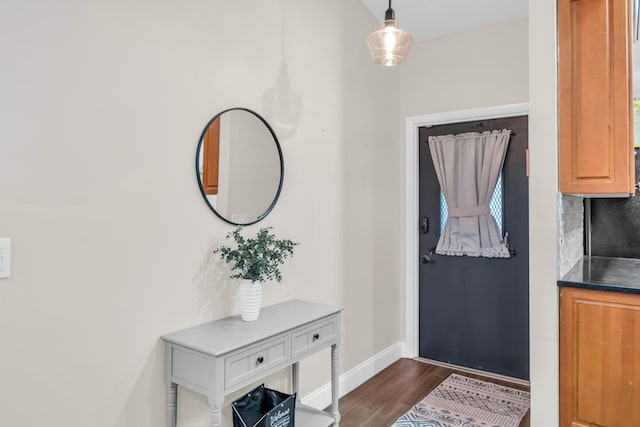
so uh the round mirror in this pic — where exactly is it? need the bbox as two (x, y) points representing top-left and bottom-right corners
(196, 108), (283, 225)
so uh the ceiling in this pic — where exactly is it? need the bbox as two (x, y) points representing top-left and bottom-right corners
(360, 0), (529, 41)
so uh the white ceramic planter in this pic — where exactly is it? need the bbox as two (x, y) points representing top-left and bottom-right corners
(237, 279), (262, 321)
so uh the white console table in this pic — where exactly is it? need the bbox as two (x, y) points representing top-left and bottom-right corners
(161, 299), (342, 427)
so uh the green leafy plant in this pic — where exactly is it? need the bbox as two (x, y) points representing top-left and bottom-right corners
(214, 226), (299, 283)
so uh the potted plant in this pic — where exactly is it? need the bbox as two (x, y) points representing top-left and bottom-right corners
(214, 226), (299, 321)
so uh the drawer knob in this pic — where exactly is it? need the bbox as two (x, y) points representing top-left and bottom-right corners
(256, 356), (264, 365)
(313, 333), (320, 341)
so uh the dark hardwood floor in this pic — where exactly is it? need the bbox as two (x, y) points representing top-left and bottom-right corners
(332, 358), (530, 427)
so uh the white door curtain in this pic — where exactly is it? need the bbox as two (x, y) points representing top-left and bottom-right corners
(428, 129), (511, 258)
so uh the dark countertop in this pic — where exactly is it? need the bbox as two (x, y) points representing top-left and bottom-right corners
(558, 256), (640, 294)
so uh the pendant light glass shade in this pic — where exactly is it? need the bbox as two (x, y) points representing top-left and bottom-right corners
(367, 2), (413, 66)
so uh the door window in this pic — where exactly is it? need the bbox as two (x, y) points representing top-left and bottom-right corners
(440, 174), (504, 235)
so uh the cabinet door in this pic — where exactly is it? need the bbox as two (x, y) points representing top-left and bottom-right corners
(558, 0), (634, 195)
(560, 287), (640, 426)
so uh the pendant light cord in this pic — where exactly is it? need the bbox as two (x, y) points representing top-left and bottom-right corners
(385, 0), (395, 20)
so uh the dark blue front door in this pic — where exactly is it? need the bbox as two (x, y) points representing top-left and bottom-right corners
(418, 115), (530, 380)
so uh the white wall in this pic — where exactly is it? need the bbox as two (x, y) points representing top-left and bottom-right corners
(529, 1), (560, 425)
(400, 18), (529, 118)
(0, 1), (403, 425)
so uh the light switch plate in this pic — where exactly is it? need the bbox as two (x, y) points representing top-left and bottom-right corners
(0, 238), (11, 279)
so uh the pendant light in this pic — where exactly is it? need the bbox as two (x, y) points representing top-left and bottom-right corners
(367, 0), (414, 66)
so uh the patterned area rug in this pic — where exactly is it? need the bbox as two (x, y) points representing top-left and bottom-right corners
(391, 373), (530, 427)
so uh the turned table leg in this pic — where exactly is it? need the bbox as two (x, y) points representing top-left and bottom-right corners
(209, 405), (222, 427)
(209, 394), (224, 427)
(166, 382), (177, 427)
(331, 343), (341, 426)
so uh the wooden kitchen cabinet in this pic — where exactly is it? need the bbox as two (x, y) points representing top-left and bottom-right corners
(560, 287), (640, 426)
(558, 0), (635, 195)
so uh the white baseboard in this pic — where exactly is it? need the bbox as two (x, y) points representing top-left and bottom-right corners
(401, 340), (417, 358)
(301, 341), (404, 409)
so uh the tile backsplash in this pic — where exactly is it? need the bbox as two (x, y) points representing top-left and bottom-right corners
(558, 194), (584, 278)
(590, 149), (640, 259)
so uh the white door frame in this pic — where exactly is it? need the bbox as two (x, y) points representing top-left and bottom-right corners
(403, 103), (530, 358)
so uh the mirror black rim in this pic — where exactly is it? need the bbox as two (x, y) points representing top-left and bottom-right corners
(195, 107), (284, 226)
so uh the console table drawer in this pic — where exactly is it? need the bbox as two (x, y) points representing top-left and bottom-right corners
(292, 316), (337, 359)
(225, 334), (290, 389)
